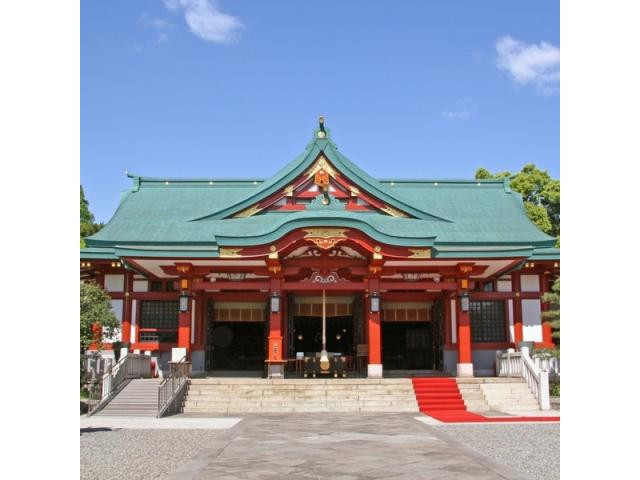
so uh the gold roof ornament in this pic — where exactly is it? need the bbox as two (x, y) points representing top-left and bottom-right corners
(317, 116), (326, 138)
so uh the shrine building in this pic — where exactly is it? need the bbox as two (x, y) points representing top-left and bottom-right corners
(80, 118), (559, 378)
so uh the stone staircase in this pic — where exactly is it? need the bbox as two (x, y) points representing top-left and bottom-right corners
(182, 378), (419, 414)
(94, 378), (161, 416)
(456, 378), (540, 412)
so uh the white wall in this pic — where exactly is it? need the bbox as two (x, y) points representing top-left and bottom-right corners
(133, 280), (148, 292)
(104, 274), (125, 292)
(110, 299), (123, 342)
(130, 299), (137, 344)
(497, 280), (512, 292)
(508, 299), (515, 342)
(522, 299), (543, 342)
(520, 274), (540, 292)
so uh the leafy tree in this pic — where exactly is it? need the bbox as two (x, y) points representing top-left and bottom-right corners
(474, 164), (560, 237)
(542, 277), (560, 345)
(80, 282), (119, 352)
(81, 186), (103, 247)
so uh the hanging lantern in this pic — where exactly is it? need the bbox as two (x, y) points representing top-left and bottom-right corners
(370, 292), (380, 313)
(179, 291), (190, 312)
(270, 293), (281, 313)
(460, 292), (470, 312)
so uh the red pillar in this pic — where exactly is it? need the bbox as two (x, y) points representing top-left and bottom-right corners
(177, 278), (192, 353)
(267, 277), (285, 377)
(121, 272), (133, 347)
(456, 280), (473, 377)
(367, 277), (382, 378)
(513, 273), (524, 344)
(541, 273), (553, 347)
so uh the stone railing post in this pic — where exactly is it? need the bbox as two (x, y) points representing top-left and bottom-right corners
(539, 369), (550, 410)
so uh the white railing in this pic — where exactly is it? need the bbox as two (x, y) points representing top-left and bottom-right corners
(88, 353), (152, 415)
(496, 347), (550, 410)
(534, 356), (560, 380)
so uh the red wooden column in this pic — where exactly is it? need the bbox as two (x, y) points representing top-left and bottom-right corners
(540, 273), (554, 347)
(512, 273), (524, 345)
(456, 278), (474, 377)
(367, 277), (383, 378)
(177, 278), (192, 354)
(121, 271), (133, 348)
(267, 277), (285, 378)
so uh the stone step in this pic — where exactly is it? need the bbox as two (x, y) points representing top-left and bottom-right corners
(482, 394), (537, 401)
(480, 385), (532, 391)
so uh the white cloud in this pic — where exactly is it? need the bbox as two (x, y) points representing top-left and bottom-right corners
(442, 98), (477, 120)
(496, 36), (560, 94)
(141, 14), (172, 30)
(140, 13), (172, 44)
(163, 0), (243, 44)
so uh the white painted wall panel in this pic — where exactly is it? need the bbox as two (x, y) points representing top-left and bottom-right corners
(133, 280), (148, 292)
(450, 299), (457, 344)
(131, 299), (137, 342)
(522, 299), (543, 342)
(520, 275), (540, 292)
(104, 274), (125, 292)
(110, 299), (124, 342)
(508, 299), (515, 342)
(497, 280), (512, 292)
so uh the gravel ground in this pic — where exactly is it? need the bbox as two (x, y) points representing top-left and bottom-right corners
(433, 423), (560, 480)
(80, 428), (222, 480)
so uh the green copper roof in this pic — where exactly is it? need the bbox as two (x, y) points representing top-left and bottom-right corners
(83, 124), (557, 260)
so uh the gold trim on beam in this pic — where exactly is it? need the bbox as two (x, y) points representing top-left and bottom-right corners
(233, 204), (263, 218)
(302, 228), (348, 250)
(304, 155), (338, 179)
(380, 204), (409, 218)
(303, 228), (348, 239)
(408, 248), (431, 259)
(219, 248), (243, 258)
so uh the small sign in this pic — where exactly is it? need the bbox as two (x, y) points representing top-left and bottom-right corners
(296, 352), (304, 359)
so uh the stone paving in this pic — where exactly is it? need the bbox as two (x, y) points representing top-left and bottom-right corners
(163, 414), (535, 479)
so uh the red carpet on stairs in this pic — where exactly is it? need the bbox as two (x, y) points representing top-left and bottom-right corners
(411, 378), (560, 423)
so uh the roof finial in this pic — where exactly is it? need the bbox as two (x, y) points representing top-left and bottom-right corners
(317, 116), (326, 138)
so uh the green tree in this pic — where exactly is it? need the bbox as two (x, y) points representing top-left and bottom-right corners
(81, 186), (103, 247)
(474, 164), (560, 237)
(80, 282), (119, 352)
(542, 277), (560, 345)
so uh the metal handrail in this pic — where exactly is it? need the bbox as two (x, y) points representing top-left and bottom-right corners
(87, 353), (152, 416)
(157, 356), (190, 418)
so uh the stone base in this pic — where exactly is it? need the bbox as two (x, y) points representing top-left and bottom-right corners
(367, 363), (383, 379)
(191, 350), (205, 373)
(456, 363), (474, 377)
(267, 363), (284, 379)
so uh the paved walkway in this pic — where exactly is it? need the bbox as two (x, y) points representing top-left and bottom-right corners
(80, 415), (242, 430)
(163, 413), (534, 480)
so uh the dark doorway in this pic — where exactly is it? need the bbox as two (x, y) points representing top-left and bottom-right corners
(206, 321), (266, 370)
(382, 322), (433, 370)
(292, 316), (354, 356)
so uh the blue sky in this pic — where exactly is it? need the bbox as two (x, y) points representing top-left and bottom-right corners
(81, 0), (559, 223)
